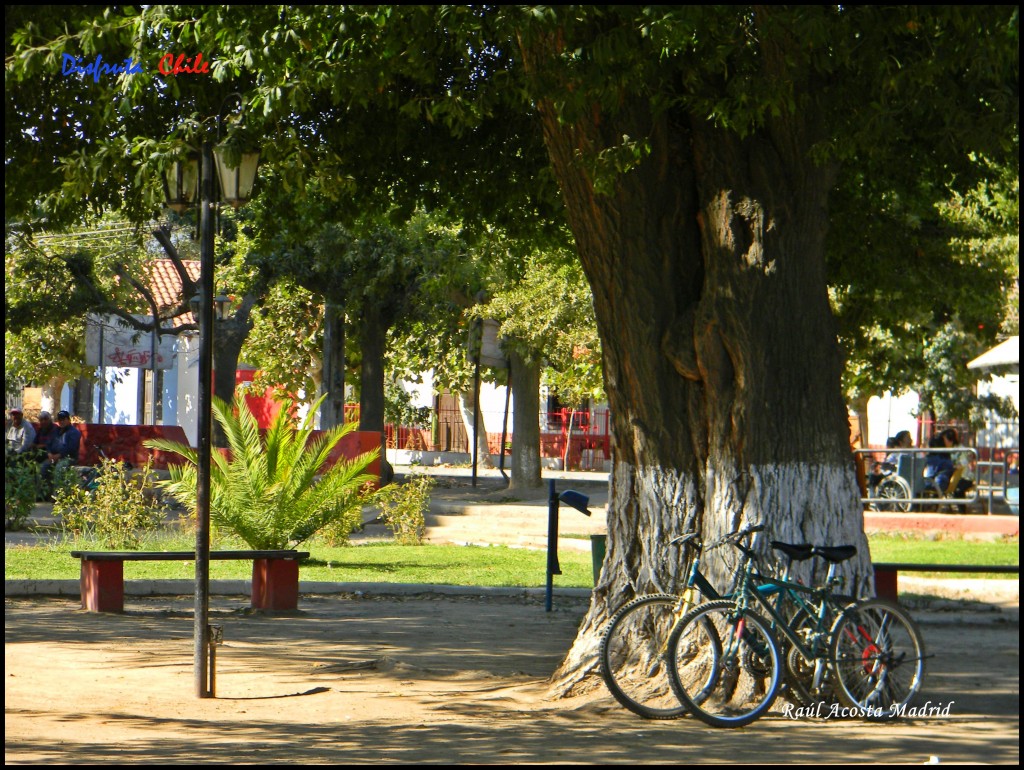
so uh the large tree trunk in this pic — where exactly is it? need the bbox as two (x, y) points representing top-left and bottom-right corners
(507, 349), (543, 492)
(521, 44), (871, 697)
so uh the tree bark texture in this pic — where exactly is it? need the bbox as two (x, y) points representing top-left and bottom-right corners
(520, 43), (871, 696)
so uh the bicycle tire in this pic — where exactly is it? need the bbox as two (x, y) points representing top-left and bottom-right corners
(667, 599), (782, 728)
(829, 598), (926, 719)
(599, 593), (703, 719)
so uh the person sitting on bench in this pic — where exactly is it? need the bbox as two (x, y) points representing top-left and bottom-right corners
(923, 428), (973, 497)
(39, 410), (81, 492)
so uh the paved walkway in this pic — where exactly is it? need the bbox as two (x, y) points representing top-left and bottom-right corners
(5, 466), (1019, 764)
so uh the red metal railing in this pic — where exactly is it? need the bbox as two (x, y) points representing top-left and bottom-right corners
(349, 403), (613, 470)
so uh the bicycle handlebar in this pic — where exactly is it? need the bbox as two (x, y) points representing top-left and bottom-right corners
(705, 523), (765, 551)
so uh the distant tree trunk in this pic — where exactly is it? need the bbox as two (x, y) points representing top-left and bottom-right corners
(43, 378), (65, 418)
(211, 294), (256, 446)
(355, 305), (393, 483)
(508, 348), (543, 492)
(458, 390), (495, 469)
(520, 40), (871, 696)
(320, 301), (346, 429)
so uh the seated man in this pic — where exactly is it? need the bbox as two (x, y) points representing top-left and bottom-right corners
(31, 411), (57, 460)
(5, 407), (36, 458)
(39, 410), (82, 490)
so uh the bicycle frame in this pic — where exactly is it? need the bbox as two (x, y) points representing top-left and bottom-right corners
(730, 553), (848, 695)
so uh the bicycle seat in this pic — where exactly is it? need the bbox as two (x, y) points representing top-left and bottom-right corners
(770, 541), (814, 561)
(809, 545), (857, 563)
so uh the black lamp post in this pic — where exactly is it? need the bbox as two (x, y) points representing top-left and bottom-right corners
(162, 95), (259, 698)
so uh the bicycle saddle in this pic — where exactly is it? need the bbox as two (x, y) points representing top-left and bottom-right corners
(770, 541), (814, 561)
(810, 545), (857, 563)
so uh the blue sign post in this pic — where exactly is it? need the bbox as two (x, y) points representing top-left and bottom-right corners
(546, 480), (592, 611)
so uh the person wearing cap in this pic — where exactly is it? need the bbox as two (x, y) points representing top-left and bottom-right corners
(5, 408), (36, 456)
(40, 410), (82, 487)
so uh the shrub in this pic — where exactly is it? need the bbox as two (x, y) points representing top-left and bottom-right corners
(373, 474), (434, 545)
(146, 393), (379, 550)
(4, 456), (38, 530)
(52, 458), (168, 549)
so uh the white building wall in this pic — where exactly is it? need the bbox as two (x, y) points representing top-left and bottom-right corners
(866, 391), (920, 448)
(976, 373), (1020, 449)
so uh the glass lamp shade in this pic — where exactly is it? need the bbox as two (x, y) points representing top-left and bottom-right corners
(213, 148), (260, 208)
(162, 157), (199, 213)
(213, 290), (232, 321)
(189, 291), (232, 322)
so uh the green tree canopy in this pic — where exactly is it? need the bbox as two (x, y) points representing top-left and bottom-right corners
(6, 4), (1018, 697)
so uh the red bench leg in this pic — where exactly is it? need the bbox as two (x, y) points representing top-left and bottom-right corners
(251, 558), (299, 611)
(874, 568), (898, 601)
(80, 560), (125, 612)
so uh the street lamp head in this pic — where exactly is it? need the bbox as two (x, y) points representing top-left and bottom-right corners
(213, 147), (260, 208)
(214, 289), (232, 321)
(189, 290), (232, 322)
(162, 155), (199, 213)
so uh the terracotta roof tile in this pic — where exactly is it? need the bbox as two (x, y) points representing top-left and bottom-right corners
(145, 260), (200, 327)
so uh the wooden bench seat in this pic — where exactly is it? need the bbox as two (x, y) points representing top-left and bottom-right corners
(70, 550), (310, 613)
(873, 562), (1020, 601)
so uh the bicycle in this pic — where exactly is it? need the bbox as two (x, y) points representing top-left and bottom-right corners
(599, 524), (800, 719)
(667, 528), (925, 728)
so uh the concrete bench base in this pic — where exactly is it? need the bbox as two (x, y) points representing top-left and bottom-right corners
(73, 551), (309, 613)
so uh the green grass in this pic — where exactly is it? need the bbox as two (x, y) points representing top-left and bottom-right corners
(4, 531), (1016, 587)
(866, 533), (1018, 579)
(3, 539), (596, 588)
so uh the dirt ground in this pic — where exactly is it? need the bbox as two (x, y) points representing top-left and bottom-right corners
(4, 586), (1019, 766)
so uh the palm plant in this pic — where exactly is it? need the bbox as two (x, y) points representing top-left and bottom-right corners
(145, 393), (378, 549)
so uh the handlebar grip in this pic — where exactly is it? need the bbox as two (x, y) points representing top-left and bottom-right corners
(706, 522), (766, 551)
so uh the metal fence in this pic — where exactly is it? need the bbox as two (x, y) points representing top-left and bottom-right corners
(857, 446), (1020, 514)
(372, 403), (613, 470)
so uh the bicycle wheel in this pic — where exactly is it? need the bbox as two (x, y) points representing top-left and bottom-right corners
(875, 476), (913, 513)
(668, 600), (781, 728)
(599, 593), (700, 719)
(829, 598), (926, 719)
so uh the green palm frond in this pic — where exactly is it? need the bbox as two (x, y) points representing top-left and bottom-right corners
(144, 393), (378, 549)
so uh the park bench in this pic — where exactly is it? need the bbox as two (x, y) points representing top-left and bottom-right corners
(70, 550), (310, 613)
(873, 562), (1020, 601)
